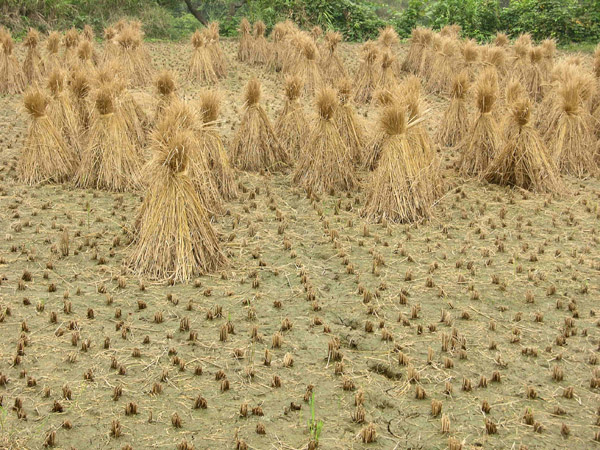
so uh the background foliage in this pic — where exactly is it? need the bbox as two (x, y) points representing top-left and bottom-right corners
(1, 0), (599, 44)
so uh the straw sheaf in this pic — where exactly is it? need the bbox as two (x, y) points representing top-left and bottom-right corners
(77, 40), (93, 61)
(475, 70), (498, 114)
(380, 51), (394, 69)
(325, 31), (342, 50)
(337, 77), (353, 102)
(494, 33), (509, 47)
(244, 78), (261, 106)
(316, 88), (338, 120)
(515, 33), (533, 48)
(511, 98), (532, 126)
(378, 26), (399, 48)
(24, 29), (40, 48)
(301, 39), (318, 60)
(199, 90), (221, 123)
(373, 88), (398, 107)
(95, 88), (115, 115)
(529, 47), (543, 64)
(159, 131), (191, 174)
(83, 25), (94, 41)
(560, 81), (582, 116)
(191, 30), (205, 49)
(254, 21), (266, 37)
(541, 39), (556, 59)
(64, 28), (79, 48)
(47, 31), (61, 54)
(505, 79), (527, 106)
(462, 39), (479, 63)
(284, 75), (304, 101)
(156, 71), (176, 96)
(239, 18), (251, 35)
(104, 27), (116, 40)
(380, 105), (406, 136)
(47, 69), (65, 95)
(451, 71), (469, 99)
(24, 90), (48, 118)
(311, 25), (323, 40)
(69, 71), (90, 99)
(362, 41), (379, 64)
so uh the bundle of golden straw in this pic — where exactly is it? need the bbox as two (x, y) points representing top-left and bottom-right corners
(22, 29), (45, 85)
(402, 27), (430, 74)
(74, 86), (142, 191)
(114, 25), (153, 87)
(237, 18), (252, 62)
(205, 22), (227, 78)
(458, 68), (502, 176)
(101, 27), (118, 63)
(293, 87), (356, 194)
(354, 41), (380, 104)
(544, 78), (597, 177)
(63, 28), (80, 64)
(363, 87), (400, 170)
(45, 31), (61, 71)
(320, 31), (346, 85)
(494, 33), (509, 47)
(198, 90), (238, 200)
(377, 26), (401, 74)
(521, 46), (546, 102)
(375, 50), (398, 92)
(68, 69), (92, 132)
(362, 104), (437, 223)
(46, 69), (83, 156)
(76, 40), (96, 72)
(275, 75), (308, 160)
(485, 98), (563, 193)
(232, 78), (287, 172)
(293, 38), (323, 95)
(427, 37), (459, 95)
(0, 30), (24, 94)
(18, 89), (77, 185)
(335, 77), (365, 165)
(187, 30), (218, 85)
(268, 22), (289, 72)
(151, 100), (223, 216)
(437, 70), (470, 148)
(128, 128), (226, 282)
(154, 70), (178, 122)
(250, 21), (270, 65)
(461, 39), (480, 75)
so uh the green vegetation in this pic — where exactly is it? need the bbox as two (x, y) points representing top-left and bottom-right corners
(1, 0), (599, 44)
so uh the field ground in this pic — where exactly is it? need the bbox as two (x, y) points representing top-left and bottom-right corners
(0, 40), (599, 449)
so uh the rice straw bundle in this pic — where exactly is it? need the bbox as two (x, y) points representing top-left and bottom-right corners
(45, 31), (61, 71)
(0, 31), (24, 94)
(275, 75), (308, 160)
(18, 89), (76, 185)
(362, 104), (436, 223)
(238, 18), (252, 62)
(593, 45), (600, 137)
(335, 77), (365, 164)
(101, 27), (118, 63)
(540, 39), (556, 73)
(128, 128), (226, 282)
(310, 25), (323, 43)
(522, 46), (545, 102)
(419, 34), (442, 81)
(46, 69), (83, 156)
(293, 87), (356, 194)
(115, 81), (150, 150)
(544, 79), (597, 177)
(375, 50), (398, 92)
(198, 90), (238, 200)
(377, 26), (401, 74)
(480, 45), (507, 80)
(22, 29), (44, 85)
(427, 37), (459, 95)
(461, 39), (480, 75)
(74, 86), (141, 191)
(68, 69), (92, 132)
(152, 101), (223, 215)
(280, 31), (306, 74)
(440, 24), (461, 38)
(354, 41), (380, 104)
(187, 30), (218, 85)
(269, 22), (288, 72)
(501, 79), (528, 140)
(320, 31), (346, 85)
(232, 78), (287, 172)
(76, 40), (96, 72)
(363, 88), (400, 170)
(154, 70), (178, 122)
(63, 28), (80, 64)
(437, 70), (470, 148)
(402, 27), (431, 74)
(115, 25), (152, 87)
(494, 33), (509, 47)
(205, 22), (227, 78)
(458, 68), (502, 176)
(251, 21), (270, 65)
(294, 38), (323, 95)
(485, 98), (563, 193)
(512, 34), (531, 80)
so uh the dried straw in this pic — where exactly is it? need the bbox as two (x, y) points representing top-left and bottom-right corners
(128, 128), (226, 282)
(293, 87), (356, 194)
(154, 70), (178, 122)
(187, 31), (218, 85)
(437, 70), (470, 148)
(205, 22), (227, 78)
(237, 18), (252, 62)
(74, 86), (142, 191)
(46, 69), (83, 156)
(485, 98), (563, 193)
(294, 38), (323, 95)
(335, 77), (365, 165)
(23, 29), (45, 85)
(0, 30), (24, 94)
(18, 89), (76, 185)
(251, 21), (270, 65)
(275, 75), (308, 160)
(458, 69), (502, 176)
(354, 41), (380, 104)
(232, 78), (288, 172)
(320, 31), (346, 85)
(198, 90), (238, 200)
